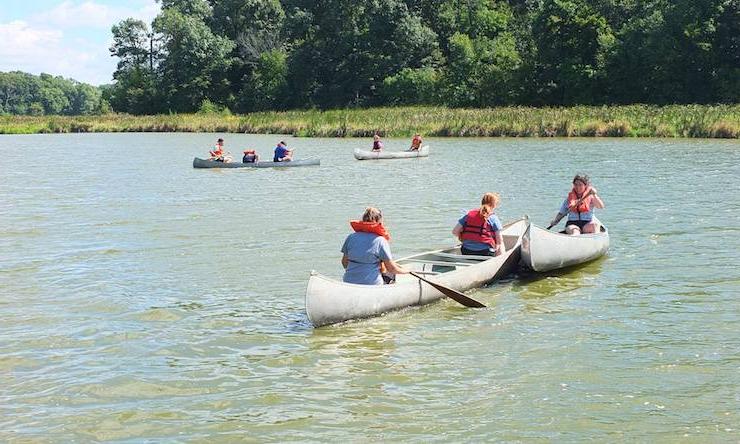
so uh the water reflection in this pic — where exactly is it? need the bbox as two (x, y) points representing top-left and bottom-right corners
(512, 257), (607, 301)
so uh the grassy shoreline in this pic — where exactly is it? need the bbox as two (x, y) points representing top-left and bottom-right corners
(1, 105), (738, 138)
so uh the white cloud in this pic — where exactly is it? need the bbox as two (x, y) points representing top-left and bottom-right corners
(0, 1), (160, 85)
(35, 0), (159, 29)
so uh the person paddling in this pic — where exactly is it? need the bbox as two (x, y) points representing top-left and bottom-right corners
(371, 134), (383, 151)
(209, 138), (226, 162)
(452, 192), (505, 256)
(273, 141), (293, 162)
(242, 149), (259, 163)
(549, 174), (605, 235)
(341, 207), (408, 285)
(409, 134), (423, 151)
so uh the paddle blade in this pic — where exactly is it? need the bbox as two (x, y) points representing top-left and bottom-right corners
(409, 272), (486, 308)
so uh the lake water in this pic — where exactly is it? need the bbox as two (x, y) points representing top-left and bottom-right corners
(1, 133), (739, 441)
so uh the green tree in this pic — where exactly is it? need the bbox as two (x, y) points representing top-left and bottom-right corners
(153, 1), (235, 112)
(532, 0), (615, 104)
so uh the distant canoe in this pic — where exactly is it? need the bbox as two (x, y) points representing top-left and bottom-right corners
(305, 218), (527, 327)
(193, 157), (320, 168)
(353, 145), (430, 160)
(521, 218), (609, 272)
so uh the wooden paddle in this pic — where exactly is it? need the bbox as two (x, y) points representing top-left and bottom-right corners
(547, 189), (595, 230)
(409, 271), (486, 308)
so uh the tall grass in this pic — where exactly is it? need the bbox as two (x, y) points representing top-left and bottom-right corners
(1, 105), (738, 138)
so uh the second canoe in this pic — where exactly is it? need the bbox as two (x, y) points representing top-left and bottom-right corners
(193, 157), (320, 168)
(521, 218), (609, 272)
(353, 145), (430, 160)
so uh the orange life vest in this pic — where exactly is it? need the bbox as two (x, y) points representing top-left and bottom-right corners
(243, 150), (256, 155)
(411, 136), (422, 149)
(460, 209), (496, 247)
(567, 187), (593, 213)
(211, 146), (224, 156)
(350, 220), (390, 241)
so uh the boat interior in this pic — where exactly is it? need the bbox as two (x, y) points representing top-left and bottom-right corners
(397, 234), (520, 274)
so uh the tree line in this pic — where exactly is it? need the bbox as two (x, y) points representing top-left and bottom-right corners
(2, 0), (738, 116)
(0, 72), (109, 116)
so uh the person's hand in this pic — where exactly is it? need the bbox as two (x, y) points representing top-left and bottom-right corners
(590, 187), (598, 196)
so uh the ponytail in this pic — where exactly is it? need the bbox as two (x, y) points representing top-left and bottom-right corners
(478, 192), (500, 219)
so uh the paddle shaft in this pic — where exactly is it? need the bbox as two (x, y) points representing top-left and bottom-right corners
(409, 271), (486, 308)
(547, 189), (595, 230)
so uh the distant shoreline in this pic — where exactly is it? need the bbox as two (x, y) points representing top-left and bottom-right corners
(1, 105), (738, 138)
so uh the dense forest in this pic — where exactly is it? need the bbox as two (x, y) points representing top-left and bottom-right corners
(2, 0), (739, 116)
(0, 72), (109, 116)
(104, 0), (739, 114)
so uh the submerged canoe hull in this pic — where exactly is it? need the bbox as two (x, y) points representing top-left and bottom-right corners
(353, 145), (429, 160)
(305, 219), (526, 327)
(521, 220), (609, 272)
(193, 157), (320, 168)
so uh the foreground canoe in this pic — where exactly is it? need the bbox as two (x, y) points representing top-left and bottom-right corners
(193, 157), (320, 168)
(305, 218), (526, 327)
(521, 219), (609, 272)
(353, 145), (430, 160)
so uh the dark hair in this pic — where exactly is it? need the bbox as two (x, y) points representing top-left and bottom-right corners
(217, 138), (224, 143)
(573, 174), (590, 186)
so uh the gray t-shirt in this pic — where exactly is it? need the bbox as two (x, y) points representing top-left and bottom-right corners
(341, 232), (392, 285)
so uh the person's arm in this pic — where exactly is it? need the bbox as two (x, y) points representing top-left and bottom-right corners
(382, 259), (408, 274)
(341, 254), (349, 269)
(452, 223), (464, 241)
(591, 188), (605, 209)
(494, 231), (505, 256)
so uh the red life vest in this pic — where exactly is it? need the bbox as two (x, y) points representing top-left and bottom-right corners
(243, 150), (256, 155)
(460, 209), (496, 247)
(567, 187), (593, 213)
(350, 220), (390, 241)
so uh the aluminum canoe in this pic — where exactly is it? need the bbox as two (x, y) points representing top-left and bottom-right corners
(193, 157), (320, 168)
(521, 218), (609, 272)
(353, 145), (430, 160)
(305, 218), (526, 327)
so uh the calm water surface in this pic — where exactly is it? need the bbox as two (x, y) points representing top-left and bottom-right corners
(1, 133), (739, 441)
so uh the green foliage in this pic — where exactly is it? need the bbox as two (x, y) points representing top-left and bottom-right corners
(0, 71), (106, 116)
(381, 67), (440, 104)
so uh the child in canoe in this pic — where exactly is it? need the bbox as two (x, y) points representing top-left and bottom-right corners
(549, 174), (605, 235)
(452, 192), (505, 257)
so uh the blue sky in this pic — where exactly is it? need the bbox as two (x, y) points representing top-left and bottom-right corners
(0, 0), (159, 85)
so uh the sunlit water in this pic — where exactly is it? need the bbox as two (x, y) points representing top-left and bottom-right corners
(1, 133), (738, 441)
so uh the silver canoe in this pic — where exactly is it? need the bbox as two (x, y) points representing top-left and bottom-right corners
(521, 219), (609, 272)
(353, 145), (430, 160)
(193, 157), (320, 168)
(305, 218), (527, 327)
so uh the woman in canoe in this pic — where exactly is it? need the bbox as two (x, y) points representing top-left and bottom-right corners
(549, 174), (605, 235)
(341, 207), (408, 285)
(409, 134), (423, 151)
(371, 134), (383, 151)
(453, 192), (505, 257)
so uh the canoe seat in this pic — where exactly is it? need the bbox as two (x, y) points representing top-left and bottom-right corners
(400, 259), (474, 267)
(432, 252), (491, 262)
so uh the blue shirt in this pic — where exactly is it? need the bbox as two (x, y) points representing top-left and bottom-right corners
(457, 213), (502, 251)
(341, 232), (392, 285)
(559, 199), (594, 221)
(274, 146), (288, 162)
